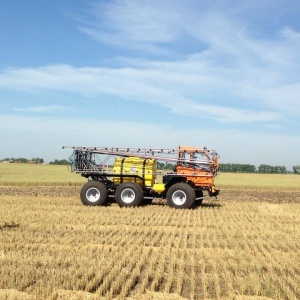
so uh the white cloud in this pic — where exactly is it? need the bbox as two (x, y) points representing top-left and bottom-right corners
(73, 0), (300, 120)
(1, 1), (299, 125)
(12, 105), (66, 112)
(281, 27), (300, 41)
(171, 100), (282, 123)
(0, 63), (286, 124)
(78, 0), (186, 50)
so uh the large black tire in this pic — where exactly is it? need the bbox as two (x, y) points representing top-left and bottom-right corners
(80, 181), (108, 206)
(166, 183), (196, 209)
(115, 182), (144, 207)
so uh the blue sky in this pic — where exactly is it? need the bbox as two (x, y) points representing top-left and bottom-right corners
(0, 0), (299, 169)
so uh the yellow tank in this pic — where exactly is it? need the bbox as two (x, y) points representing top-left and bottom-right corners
(113, 157), (156, 186)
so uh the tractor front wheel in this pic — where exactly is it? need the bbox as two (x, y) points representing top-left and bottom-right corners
(166, 182), (196, 209)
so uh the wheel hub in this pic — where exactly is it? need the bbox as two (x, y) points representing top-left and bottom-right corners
(121, 188), (136, 204)
(86, 188), (100, 202)
(172, 190), (187, 205)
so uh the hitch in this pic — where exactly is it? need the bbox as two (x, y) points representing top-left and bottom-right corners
(209, 185), (220, 198)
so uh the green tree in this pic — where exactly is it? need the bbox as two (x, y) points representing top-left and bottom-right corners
(258, 164), (275, 173)
(156, 162), (175, 170)
(30, 158), (44, 164)
(16, 158), (29, 163)
(49, 159), (70, 165)
(274, 166), (286, 174)
(219, 163), (256, 173)
(293, 165), (300, 174)
(157, 162), (165, 170)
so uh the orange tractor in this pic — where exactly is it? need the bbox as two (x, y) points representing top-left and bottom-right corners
(63, 145), (220, 209)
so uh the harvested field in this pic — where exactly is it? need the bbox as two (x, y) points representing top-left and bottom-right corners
(1, 190), (300, 299)
(0, 165), (300, 299)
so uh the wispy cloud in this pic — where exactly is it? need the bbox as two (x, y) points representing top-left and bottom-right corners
(76, 1), (300, 119)
(171, 100), (282, 123)
(1, 1), (299, 125)
(12, 105), (66, 112)
(0, 64), (284, 124)
(78, 0), (187, 53)
(281, 26), (300, 41)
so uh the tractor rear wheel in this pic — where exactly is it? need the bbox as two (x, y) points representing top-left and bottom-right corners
(80, 181), (108, 206)
(166, 182), (196, 209)
(115, 182), (144, 207)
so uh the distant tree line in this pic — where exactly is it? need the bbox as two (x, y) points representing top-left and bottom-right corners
(219, 163), (256, 173)
(49, 159), (70, 165)
(0, 158), (69, 165)
(293, 165), (300, 174)
(219, 163), (291, 174)
(158, 162), (297, 174)
(1, 157), (300, 174)
(0, 157), (44, 164)
(258, 164), (287, 174)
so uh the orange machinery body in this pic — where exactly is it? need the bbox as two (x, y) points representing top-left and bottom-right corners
(175, 146), (219, 187)
(175, 165), (214, 187)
